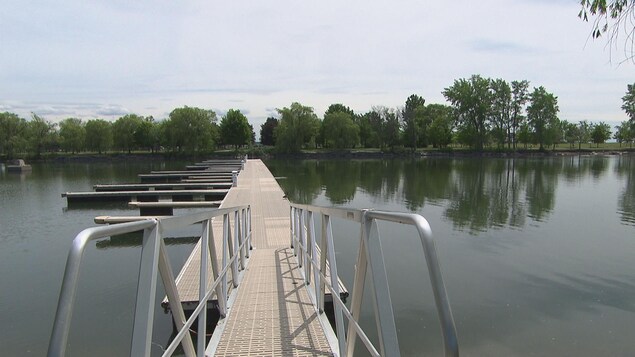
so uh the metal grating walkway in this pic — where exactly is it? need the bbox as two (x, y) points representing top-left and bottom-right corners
(175, 160), (333, 356)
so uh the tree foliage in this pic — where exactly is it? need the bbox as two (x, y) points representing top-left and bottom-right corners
(85, 119), (113, 154)
(591, 121), (612, 146)
(322, 111), (359, 149)
(220, 109), (251, 148)
(443, 75), (492, 150)
(164, 106), (218, 153)
(623, 82), (635, 121)
(27, 114), (56, 158)
(59, 118), (85, 154)
(260, 117), (278, 146)
(113, 114), (143, 153)
(0, 112), (28, 159)
(527, 86), (560, 150)
(274, 102), (320, 153)
(579, 0), (635, 62)
(402, 94), (426, 150)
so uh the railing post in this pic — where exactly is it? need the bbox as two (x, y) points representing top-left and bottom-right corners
(207, 217), (226, 317)
(363, 214), (400, 357)
(324, 214), (346, 356)
(235, 210), (245, 270)
(346, 211), (370, 357)
(290, 206), (294, 249)
(319, 214), (328, 313)
(222, 214), (230, 305)
(198, 219), (210, 356)
(130, 224), (162, 357)
(232, 170), (238, 187)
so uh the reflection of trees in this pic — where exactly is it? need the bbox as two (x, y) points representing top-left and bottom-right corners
(319, 160), (360, 204)
(266, 159), (322, 204)
(265, 156), (613, 231)
(615, 155), (635, 226)
(522, 159), (558, 222)
(401, 159), (452, 211)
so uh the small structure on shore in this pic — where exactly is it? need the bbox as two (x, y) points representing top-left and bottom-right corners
(6, 159), (32, 173)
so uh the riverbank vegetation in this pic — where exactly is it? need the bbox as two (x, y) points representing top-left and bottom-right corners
(1, 77), (634, 160)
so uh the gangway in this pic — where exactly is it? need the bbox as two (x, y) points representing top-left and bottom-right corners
(48, 159), (459, 356)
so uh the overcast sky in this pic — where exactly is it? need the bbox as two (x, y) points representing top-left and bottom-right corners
(0, 0), (631, 131)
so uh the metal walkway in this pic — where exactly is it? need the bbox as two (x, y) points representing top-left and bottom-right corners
(179, 159), (333, 356)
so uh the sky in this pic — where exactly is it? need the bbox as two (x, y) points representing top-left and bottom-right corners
(0, 0), (632, 133)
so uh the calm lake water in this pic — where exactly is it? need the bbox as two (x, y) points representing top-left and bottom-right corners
(1, 156), (634, 356)
(265, 155), (635, 356)
(0, 160), (199, 356)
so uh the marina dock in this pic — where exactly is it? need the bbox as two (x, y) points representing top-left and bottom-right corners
(173, 159), (335, 356)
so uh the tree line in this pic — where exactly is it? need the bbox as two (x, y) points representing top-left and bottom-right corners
(266, 75), (635, 153)
(0, 106), (254, 159)
(2, 75), (634, 158)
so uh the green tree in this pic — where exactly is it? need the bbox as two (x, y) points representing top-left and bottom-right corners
(0, 112), (28, 159)
(591, 121), (612, 147)
(112, 114), (143, 153)
(576, 120), (592, 149)
(85, 119), (113, 154)
(134, 117), (158, 152)
(510, 80), (530, 149)
(322, 111), (359, 149)
(164, 106), (218, 153)
(402, 94), (426, 150)
(260, 117), (278, 146)
(219, 109), (251, 149)
(27, 114), (56, 158)
(443, 75), (493, 150)
(563, 120), (579, 148)
(623, 82), (635, 121)
(517, 122), (532, 148)
(615, 120), (634, 147)
(490, 79), (512, 149)
(59, 118), (86, 154)
(527, 86), (559, 150)
(274, 102), (320, 153)
(426, 104), (454, 148)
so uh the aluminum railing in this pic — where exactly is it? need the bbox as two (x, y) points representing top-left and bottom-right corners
(290, 203), (459, 357)
(48, 206), (251, 357)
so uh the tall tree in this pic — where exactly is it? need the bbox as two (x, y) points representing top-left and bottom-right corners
(59, 118), (86, 154)
(113, 114), (143, 153)
(220, 109), (251, 148)
(527, 86), (559, 150)
(85, 119), (113, 154)
(27, 113), (56, 158)
(426, 104), (454, 148)
(165, 106), (218, 153)
(490, 79), (512, 149)
(591, 121), (612, 147)
(274, 102), (320, 153)
(622, 82), (635, 121)
(322, 111), (359, 149)
(402, 94), (426, 151)
(0, 112), (28, 159)
(260, 117), (278, 146)
(134, 117), (158, 152)
(443, 75), (492, 150)
(614, 120), (634, 147)
(510, 80), (530, 149)
(576, 120), (592, 149)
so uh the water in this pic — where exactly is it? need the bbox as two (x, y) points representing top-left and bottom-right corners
(0, 160), (198, 356)
(2, 156), (634, 356)
(266, 156), (635, 356)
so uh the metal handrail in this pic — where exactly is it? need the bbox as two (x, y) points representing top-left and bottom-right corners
(289, 203), (459, 357)
(48, 205), (251, 357)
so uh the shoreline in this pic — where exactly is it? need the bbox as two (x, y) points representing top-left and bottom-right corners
(2, 147), (634, 164)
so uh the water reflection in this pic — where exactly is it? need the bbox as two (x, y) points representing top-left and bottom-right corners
(267, 155), (630, 232)
(615, 155), (635, 226)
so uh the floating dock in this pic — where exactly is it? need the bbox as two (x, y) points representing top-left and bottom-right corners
(172, 160), (339, 356)
(62, 189), (228, 203)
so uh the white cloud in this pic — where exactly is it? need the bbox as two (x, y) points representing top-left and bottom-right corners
(0, 0), (631, 128)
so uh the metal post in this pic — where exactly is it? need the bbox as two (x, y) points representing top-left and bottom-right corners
(232, 170), (238, 187)
(198, 220), (210, 356)
(130, 225), (162, 357)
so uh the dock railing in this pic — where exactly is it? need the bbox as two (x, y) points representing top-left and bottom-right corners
(289, 203), (459, 357)
(48, 205), (251, 357)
